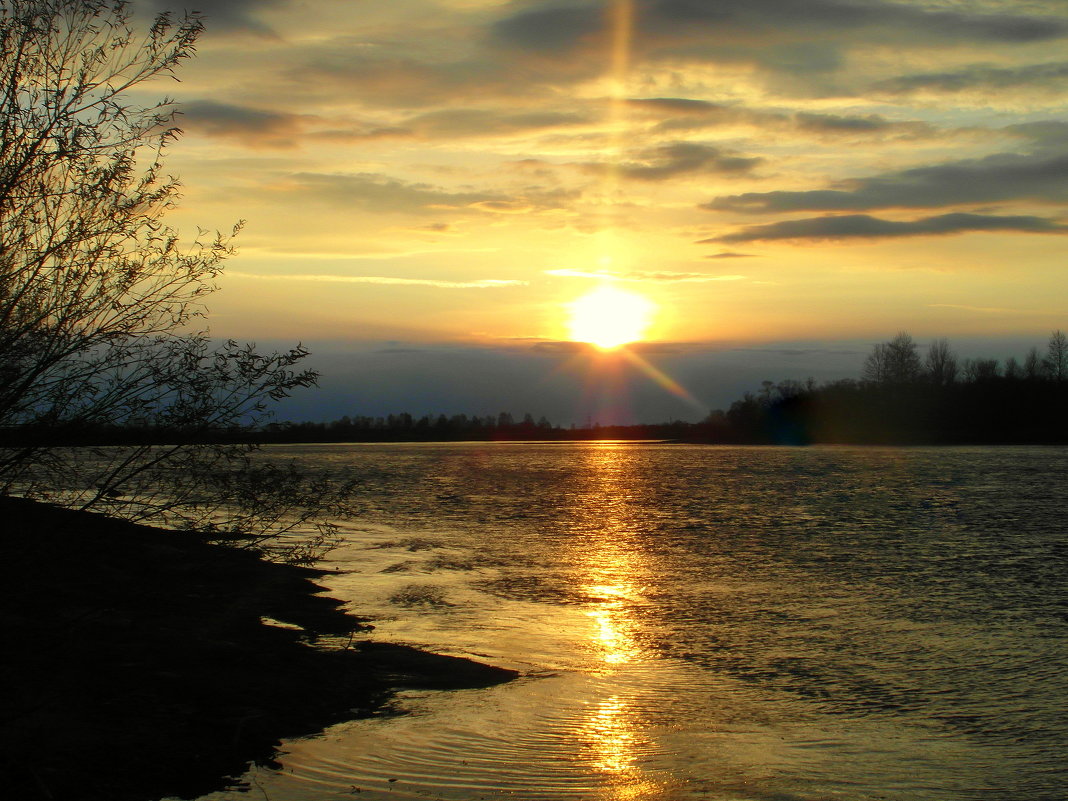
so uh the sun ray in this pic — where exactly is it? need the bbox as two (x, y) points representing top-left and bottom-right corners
(609, 0), (635, 100)
(617, 347), (706, 410)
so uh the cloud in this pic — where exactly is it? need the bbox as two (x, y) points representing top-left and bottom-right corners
(227, 271), (526, 288)
(272, 172), (499, 213)
(1007, 121), (1068, 150)
(625, 97), (726, 115)
(529, 340), (588, 354)
(396, 108), (589, 139)
(618, 142), (761, 180)
(181, 102), (590, 149)
(546, 268), (745, 282)
(147, 0), (283, 34)
(267, 172), (573, 216)
(792, 112), (933, 138)
(715, 212), (1068, 242)
(290, 49), (517, 108)
(875, 61), (1068, 95)
(628, 98), (934, 140)
(580, 142), (760, 182)
(626, 98), (768, 134)
(181, 99), (302, 147)
(730, 346), (865, 357)
(703, 251), (755, 258)
(490, 1), (1068, 79)
(707, 150), (1068, 213)
(928, 303), (1040, 315)
(491, 4), (604, 51)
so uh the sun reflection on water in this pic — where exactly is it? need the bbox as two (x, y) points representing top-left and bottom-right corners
(587, 582), (642, 666)
(575, 444), (648, 670)
(586, 696), (635, 773)
(569, 443), (667, 798)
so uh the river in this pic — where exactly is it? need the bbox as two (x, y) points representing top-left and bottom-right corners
(195, 443), (1068, 801)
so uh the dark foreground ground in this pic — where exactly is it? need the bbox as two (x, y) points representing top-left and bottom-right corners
(0, 496), (517, 801)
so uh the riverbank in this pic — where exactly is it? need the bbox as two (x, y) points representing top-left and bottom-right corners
(0, 496), (517, 801)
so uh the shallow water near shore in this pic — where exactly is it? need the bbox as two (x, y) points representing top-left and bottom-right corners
(195, 443), (1067, 801)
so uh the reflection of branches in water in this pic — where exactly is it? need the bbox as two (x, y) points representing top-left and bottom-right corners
(251, 773), (272, 801)
(19, 444), (360, 563)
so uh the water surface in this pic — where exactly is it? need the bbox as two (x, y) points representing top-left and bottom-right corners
(197, 444), (1067, 801)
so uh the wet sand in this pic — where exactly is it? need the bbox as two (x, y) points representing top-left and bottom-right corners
(0, 496), (517, 801)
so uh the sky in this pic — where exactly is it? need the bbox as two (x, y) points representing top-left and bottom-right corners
(140, 0), (1068, 423)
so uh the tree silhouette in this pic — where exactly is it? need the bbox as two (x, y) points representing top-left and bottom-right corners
(863, 332), (922, 384)
(0, 0), (351, 557)
(925, 338), (958, 385)
(1044, 330), (1067, 381)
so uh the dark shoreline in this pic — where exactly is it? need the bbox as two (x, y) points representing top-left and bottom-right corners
(0, 496), (517, 801)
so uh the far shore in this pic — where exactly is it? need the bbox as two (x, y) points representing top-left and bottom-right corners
(0, 496), (517, 801)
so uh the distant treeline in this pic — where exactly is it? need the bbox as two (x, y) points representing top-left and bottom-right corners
(704, 331), (1068, 445)
(9, 331), (1066, 447)
(256, 330), (1068, 446)
(260, 412), (697, 443)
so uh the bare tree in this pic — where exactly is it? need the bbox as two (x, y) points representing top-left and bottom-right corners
(1003, 356), (1021, 380)
(924, 338), (958, 386)
(863, 332), (922, 384)
(962, 358), (1000, 382)
(1044, 330), (1067, 381)
(1023, 346), (1044, 380)
(0, 0), (352, 559)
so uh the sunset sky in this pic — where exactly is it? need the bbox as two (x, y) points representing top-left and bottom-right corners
(145, 0), (1068, 423)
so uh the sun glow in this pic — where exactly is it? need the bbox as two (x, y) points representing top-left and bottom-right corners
(567, 286), (654, 350)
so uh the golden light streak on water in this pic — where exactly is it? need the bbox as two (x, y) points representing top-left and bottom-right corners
(573, 444), (646, 670)
(568, 443), (673, 800)
(586, 696), (635, 772)
(588, 588), (639, 665)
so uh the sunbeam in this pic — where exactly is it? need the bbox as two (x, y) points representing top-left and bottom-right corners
(618, 347), (705, 411)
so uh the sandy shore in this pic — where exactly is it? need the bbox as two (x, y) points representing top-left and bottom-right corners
(0, 496), (517, 801)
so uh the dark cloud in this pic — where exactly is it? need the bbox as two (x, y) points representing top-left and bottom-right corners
(648, 0), (1068, 42)
(491, 4), (604, 51)
(530, 340), (587, 354)
(628, 98), (934, 140)
(587, 142), (761, 181)
(647, 105), (774, 134)
(146, 0), (282, 34)
(182, 100), (586, 148)
(274, 172), (575, 216)
(625, 97), (726, 114)
(1006, 121), (1068, 150)
(312, 126), (416, 142)
(703, 251), (755, 258)
(716, 212), (1068, 242)
(792, 112), (933, 137)
(875, 61), (1068, 94)
(731, 346), (865, 356)
(491, 1), (1068, 72)
(276, 172), (506, 214)
(708, 150), (1068, 213)
(313, 109), (586, 143)
(181, 99), (301, 147)
(291, 51), (515, 108)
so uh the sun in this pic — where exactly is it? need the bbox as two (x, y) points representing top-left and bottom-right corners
(567, 285), (655, 350)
